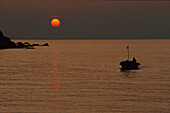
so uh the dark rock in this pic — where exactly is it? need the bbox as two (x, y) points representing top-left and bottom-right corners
(0, 31), (3, 37)
(0, 30), (17, 49)
(16, 42), (25, 48)
(32, 44), (40, 46)
(26, 45), (35, 49)
(0, 30), (49, 49)
(24, 42), (31, 46)
(41, 43), (49, 46)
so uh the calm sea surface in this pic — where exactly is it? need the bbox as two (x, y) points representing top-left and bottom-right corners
(0, 40), (170, 113)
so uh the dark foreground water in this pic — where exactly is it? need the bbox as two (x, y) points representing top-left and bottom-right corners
(0, 40), (169, 113)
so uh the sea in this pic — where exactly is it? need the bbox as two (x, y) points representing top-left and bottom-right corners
(0, 40), (169, 113)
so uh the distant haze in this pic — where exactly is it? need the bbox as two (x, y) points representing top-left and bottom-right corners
(0, 0), (170, 39)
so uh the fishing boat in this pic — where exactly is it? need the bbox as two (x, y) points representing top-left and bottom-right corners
(120, 45), (140, 70)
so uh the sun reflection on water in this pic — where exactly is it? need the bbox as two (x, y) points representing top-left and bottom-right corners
(50, 41), (62, 111)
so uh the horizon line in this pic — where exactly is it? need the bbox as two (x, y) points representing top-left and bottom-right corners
(12, 38), (170, 40)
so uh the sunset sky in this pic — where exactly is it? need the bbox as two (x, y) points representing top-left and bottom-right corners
(0, 0), (170, 39)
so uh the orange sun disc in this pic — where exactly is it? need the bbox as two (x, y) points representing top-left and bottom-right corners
(51, 19), (60, 27)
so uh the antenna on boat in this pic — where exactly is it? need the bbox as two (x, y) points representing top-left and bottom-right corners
(127, 45), (129, 61)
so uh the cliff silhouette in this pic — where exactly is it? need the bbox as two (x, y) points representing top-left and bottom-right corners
(0, 30), (17, 49)
(0, 30), (49, 49)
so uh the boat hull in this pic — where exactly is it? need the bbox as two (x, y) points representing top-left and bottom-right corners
(120, 61), (140, 70)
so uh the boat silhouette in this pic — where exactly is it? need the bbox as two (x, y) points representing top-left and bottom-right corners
(120, 45), (140, 70)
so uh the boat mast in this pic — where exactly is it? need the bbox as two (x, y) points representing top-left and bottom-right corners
(127, 45), (129, 61)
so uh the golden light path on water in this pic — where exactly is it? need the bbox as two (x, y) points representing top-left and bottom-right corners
(50, 40), (61, 111)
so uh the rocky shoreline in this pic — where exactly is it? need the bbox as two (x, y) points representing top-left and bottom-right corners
(0, 31), (49, 49)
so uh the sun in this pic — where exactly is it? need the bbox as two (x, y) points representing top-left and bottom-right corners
(51, 19), (60, 27)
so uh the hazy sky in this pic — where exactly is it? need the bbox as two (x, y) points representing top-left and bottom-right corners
(0, 0), (170, 39)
